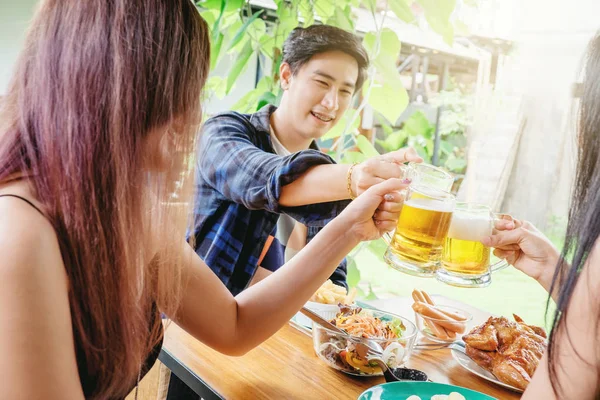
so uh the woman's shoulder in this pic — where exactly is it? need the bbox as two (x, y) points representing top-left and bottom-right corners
(0, 180), (64, 280)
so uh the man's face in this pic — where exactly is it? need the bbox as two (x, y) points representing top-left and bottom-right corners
(280, 50), (359, 140)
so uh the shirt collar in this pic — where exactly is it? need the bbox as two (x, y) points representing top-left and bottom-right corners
(249, 104), (320, 152)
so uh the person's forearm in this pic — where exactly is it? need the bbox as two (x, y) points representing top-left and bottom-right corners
(279, 164), (351, 206)
(231, 217), (359, 353)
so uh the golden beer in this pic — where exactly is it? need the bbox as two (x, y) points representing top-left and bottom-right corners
(441, 210), (493, 274)
(442, 237), (490, 274)
(390, 198), (454, 264)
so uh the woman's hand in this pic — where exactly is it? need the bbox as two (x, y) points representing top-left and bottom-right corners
(351, 148), (422, 197)
(336, 178), (408, 242)
(482, 220), (562, 293)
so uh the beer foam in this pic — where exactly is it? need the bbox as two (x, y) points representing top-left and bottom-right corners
(404, 198), (454, 213)
(447, 212), (492, 242)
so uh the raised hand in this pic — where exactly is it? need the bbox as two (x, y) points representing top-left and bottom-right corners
(338, 178), (409, 242)
(482, 220), (562, 293)
(351, 148), (422, 197)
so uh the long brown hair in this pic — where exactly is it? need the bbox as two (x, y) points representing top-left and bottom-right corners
(0, 1), (209, 398)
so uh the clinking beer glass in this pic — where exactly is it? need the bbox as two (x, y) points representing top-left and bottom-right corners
(435, 202), (509, 288)
(383, 184), (455, 277)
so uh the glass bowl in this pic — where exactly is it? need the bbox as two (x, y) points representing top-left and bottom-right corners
(312, 307), (417, 376)
(414, 304), (472, 343)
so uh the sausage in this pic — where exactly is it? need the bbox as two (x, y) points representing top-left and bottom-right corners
(413, 302), (467, 334)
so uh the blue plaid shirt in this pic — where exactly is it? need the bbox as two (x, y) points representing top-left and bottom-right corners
(192, 104), (350, 295)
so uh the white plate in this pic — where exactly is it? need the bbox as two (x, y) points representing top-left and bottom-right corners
(451, 349), (524, 393)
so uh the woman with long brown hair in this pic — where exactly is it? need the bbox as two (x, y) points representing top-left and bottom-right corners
(0, 1), (407, 399)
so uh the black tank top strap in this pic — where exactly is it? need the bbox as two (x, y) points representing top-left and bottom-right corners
(0, 194), (46, 217)
(0, 194), (46, 218)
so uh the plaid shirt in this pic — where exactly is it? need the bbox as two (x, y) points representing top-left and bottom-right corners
(192, 104), (350, 295)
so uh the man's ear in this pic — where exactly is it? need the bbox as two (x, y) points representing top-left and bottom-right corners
(279, 62), (293, 90)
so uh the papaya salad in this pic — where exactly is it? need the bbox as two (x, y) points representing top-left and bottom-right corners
(313, 305), (412, 376)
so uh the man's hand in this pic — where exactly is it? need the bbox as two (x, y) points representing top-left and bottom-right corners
(351, 148), (422, 197)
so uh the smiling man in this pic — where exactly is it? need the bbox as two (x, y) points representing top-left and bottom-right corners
(193, 25), (421, 295)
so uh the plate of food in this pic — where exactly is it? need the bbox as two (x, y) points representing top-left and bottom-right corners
(452, 314), (547, 393)
(312, 304), (418, 376)
(358, 381), (496, 400)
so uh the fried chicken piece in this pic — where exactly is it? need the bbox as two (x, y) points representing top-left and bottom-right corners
(463, 317), (499, 351)
(492, 357), (531, 390)
(465, 345), (497, 371)
(462, 315), (547, 390)
(514, 313), (547, 338)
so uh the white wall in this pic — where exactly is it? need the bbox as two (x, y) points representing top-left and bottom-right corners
(0, 0), (39, 95)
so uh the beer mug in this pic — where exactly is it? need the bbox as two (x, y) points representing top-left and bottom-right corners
(436, 203), (509, 288)
(407, 162), (454, 192)
(383, 185), (455, 277)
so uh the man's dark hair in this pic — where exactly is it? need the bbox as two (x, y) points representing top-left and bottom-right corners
(282, 25), (369, 92)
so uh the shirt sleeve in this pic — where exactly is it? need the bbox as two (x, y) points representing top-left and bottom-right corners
(197, 113), (349, 225)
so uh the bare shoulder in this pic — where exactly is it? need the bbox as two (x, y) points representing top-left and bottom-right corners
(0, 190), (83, 398)
(0, 193), (64, 281)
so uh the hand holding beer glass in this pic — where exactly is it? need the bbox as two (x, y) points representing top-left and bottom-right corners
(435, 203), (510, 287)
(383, 184), (455, 277)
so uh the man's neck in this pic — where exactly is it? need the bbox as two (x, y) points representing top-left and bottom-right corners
(270, 107), (313, 153)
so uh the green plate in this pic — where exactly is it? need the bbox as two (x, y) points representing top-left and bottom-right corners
(358, 382), (497, 400)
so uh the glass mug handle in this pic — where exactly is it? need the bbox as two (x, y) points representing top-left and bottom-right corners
(489, 213), (515, 273)
(382, 231), (394, 245)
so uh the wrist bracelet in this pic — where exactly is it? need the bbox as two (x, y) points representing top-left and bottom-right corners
(346, 162), (358, 200)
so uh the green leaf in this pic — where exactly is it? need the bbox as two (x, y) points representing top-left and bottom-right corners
(380, 120), (394, 136)
(322, 109), (360, 139)
(412, 143), (430, 162)
(258, 34), (276, 59)
(204, 76), (227, 99)
(356, 135), (380, 157)
(228, 10), (264, 50)
(247, 20), (267, 51)
(385, 130), (409, 150)
(275, 3), (299, 49)
(404, 111), (432, 137)
(210, 32), (224, 70)
(346, 257), (361, 288)
(314, 0), (336, 21)
(341, 151), (368, 164)
(211, 0), (227, 42)
(440, 141), (454, 155)
(226, 41), (254, 94)
(389, 0), (415, 23)
(257, 91), (277, 110)
(231, 88), (260, 113)
(298, 0), (315, 26)
(196, 0), (223, 11)
(224, 0), (244, 11)
(199, 9), (219, 26)
(445, 156), (467, 172)
(368, 82), (409, 124)
(329, 6), (354, 31)
(417, 0), (456, 45)
(365, 284), (379, 300)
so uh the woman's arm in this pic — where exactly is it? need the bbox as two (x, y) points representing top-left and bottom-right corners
(522, 240), (600, 399)
(0, 199), (85, 399)
(169, 178), (406, 356)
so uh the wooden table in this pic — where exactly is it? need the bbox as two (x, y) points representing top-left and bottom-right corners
(160, 296), (521, 400)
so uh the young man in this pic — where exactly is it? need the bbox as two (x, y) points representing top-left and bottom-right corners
(193, 25), (420, 295)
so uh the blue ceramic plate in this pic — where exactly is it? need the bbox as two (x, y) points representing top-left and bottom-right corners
(358, 381), (497, 400)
